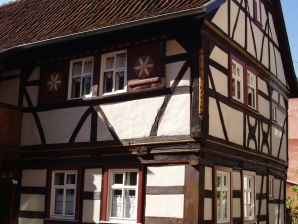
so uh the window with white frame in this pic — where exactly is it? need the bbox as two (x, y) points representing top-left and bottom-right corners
(216, 171), (230, 223)
(253, 0), (262, 23)
(101, 50), (127, 95)
(108, 170), (138, 223)
(243, 175), (255, 220)
(272, 103), (277, 121)
(268, 175), (274, 199)
(51, 171), (77, 218)
(231, 59), (244, 103)
(247, 70), (257, 109)
(69, 57), (94, 99)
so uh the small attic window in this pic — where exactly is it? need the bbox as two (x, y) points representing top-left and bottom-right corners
(253, 0), (262, 24)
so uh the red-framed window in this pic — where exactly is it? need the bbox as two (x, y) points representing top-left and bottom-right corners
(101, 166), (144, 224)
(230, 55), (258, 110)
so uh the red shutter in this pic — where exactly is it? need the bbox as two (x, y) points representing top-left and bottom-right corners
(127, 41), (164, 91)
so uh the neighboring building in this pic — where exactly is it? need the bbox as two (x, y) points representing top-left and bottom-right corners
(0, 0), (297, 224)
(287, 99), (298, 200)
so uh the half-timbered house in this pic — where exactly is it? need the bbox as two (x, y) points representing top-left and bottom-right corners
(0, 0), (297, 223)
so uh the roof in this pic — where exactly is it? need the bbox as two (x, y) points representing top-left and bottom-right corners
(0, 0), (216, 53)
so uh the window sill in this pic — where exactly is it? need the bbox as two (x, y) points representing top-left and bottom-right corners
(44, 218), (79, 224)
(229, 98), (259, 115)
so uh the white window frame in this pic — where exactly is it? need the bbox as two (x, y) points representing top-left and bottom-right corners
(50, 170), (77, 219)
(243, 174), (255, 221)
(231, 59), (244, 103)
(100, 50), (127, 96)
(268, 175), (274, 199)
(107, 169), (138, 224)
(68, 56), (94, 99)
(271, 103), (277, 121)
(247, 70), (257, 109)
(216, 171), (231, 223)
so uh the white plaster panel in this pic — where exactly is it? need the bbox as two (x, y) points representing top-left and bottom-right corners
(20, 194), (45, 211)
(280, 134), (287, 161)
(212, 1), (228, 34)
(272, 90), (279, 102)
(18, 218), (44, 224)
(82, 200), (101, 223)
(247, 22), (256, 58)
(277, 109), (286, 127)
(23, 86), (39, 107)
(269, 13), (279, 46)
(75, 115), (91, 143)
(39, 107), (88, 144)
(279, 204), (285, 224)
(272, 127), (282, 157)
(233, 10), (245, 47)
(0, 78), (19, 106)
(210, 66), (228, 97)
(258, 77), (268, 95)
(101, 97), (164, 140)
(233, 198), (241, 217)
(157, 93), (190, 136)
(84, 168), (102, 191)
(261, 4), (267, 28)
(232, 171), (241, 190)
(0, 69), (21, 78)
(252, 23), (263, 61)
(261, 199), (267, 215)
(21, 169), (47, 187)
(28, 66), (40, 81)
(269, 204), (279, 224)
(274, 179), (281, 199)
(165, 61), (190, 87)
(256, 175), (263, 194)
(275, 50), (287, 85)
(269, 43), (276, 75)
(97, 116), (114, 141)
(146, 165), (185, 186)
(166, 40), (186, 56)
(145, 194), (184, 218)
(21, 113), (42, 146)
(258, 96), (270, 119)
(204, 198), (212, 220)
(208, 97), (225, 140)
(210, 46), (228, 69)
(247, 0), (253, 17)
(221, 102), (243, 145)
(204, 167), (212, 190)
(261, 38), (269, 68)
(247, 116), (257, 150)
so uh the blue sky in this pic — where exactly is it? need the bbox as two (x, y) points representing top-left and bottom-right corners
(0, 0), (297, 74)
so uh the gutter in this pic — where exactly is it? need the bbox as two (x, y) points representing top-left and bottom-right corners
(0, 0), (224, 56)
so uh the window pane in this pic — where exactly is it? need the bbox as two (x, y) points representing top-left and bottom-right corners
(124, 190), (136, 218)
(66, 174), (76, 185)
(222, 191), (227, 219)
(65, 189), (75, 215)
(72, 77), (81, 98)
(54, 189), (64, 214)
(232, 78), (236, 98)
(83, 61), (93, 74)
(104, 72), (113, 93)
(114, 174), (123, 184)
(237, 80), (241, 99)
(223, 175), (227, 187)
(115, 53), (126, 69)
(72, 62), (82, 77)
(217, 191), (221, 219)
(111, 190), (122, 217)
(217, 175), (222, 187)
(82, 76), (91, 95)
(115, 71), (124, 91)
(125, 172), (137, 186)
(55, 173), (65, 185)
(106, 57), (114, 70)
(248, 87), (255, 108)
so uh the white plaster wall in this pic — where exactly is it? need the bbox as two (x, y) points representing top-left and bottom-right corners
(39, 107), (88, 144)
(101, 97), (164, 140)
(221, 102), (243, 145)
(205, 167), (212, 190)
(232, 171), (241, 190)
(0, 78), (19, 105)
(276, 50), (287, 85)
(252, 23), (263, 61)
(146, 165), (185, 186)
(274, 179), (281, 199)
(212, 0), (228, 34)
(261, 38), (269, 68)
(279, 204), (285, 224)
(269, 13), (279, 47)
(28, 66), (40, 81)
(233, 9), (245, 47)
(166, 40), (186, 56)
(204, 198), (212, 220)
(260, 199), (267, 215)
(21, 113), (42, 146)
(157, 92), (190, 136)
(258, 96), (270, 119)
(75, 115), (91, 143)
(258, 77), (268, 95)
(20, 194), (45, 211)
(165, 61), (190, 87)
(269, 43), (276, 75)
(210, 46), (228, 68)
(18, 218), (43, 224)
(277, 108), (286, 127)
(145, 194), (184, 218)
(280, 134), (287, 161)
(272, 90), (279, 102)
(261, 4), (267, 28)
(269, 204), (279, 224)
(210, 66), (228, 97)
(21, 169), (47, 187)
(247, 0), (253, 17)
(82, 200), (101, 223)
(272, 126), (282, 157)
(247, 24), (256, 58)
(209, 97), (225, 140)
(84, 168), (102, 191)
(247, 116), (258, 150)
(256, 175), (264, 194)
(23, 86), (39, 107)
(97, 116), (114, 141)
(233, 198), (241, 217)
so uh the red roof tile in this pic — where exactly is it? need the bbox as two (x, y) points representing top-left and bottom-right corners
(0, 0), (212, 52)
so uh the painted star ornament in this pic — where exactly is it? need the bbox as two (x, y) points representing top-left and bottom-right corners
(134, 55), (154, 78)
(47, 72), (62, 92)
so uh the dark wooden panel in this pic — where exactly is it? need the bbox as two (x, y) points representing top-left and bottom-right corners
(82, 191), (101, 200)
(145, 217), (183, 224)
(19, 210), (45, 219)
(233, 190), (241, 198)
(183, 165), (199, 224)
(146, 186), (184, 195)
(233, 217), (242, 224)
(20, 187), (46, 194)
(256, 193), (267, 200)
(204, 190), (214, 198)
